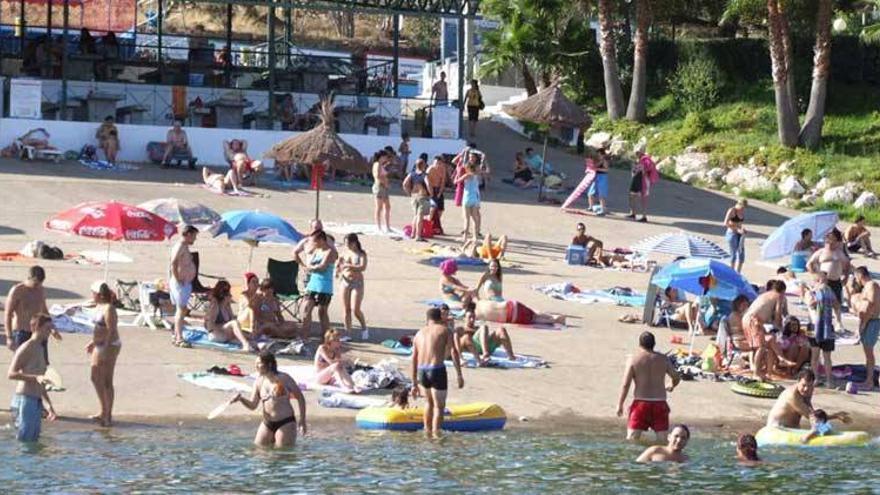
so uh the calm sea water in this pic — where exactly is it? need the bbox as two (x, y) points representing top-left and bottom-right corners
(1, 424), (878, 494)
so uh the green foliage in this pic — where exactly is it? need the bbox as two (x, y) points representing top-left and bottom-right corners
(402, 18), (440, 54)
(680, 111), (713, 142)
(668, 58), (723, 111)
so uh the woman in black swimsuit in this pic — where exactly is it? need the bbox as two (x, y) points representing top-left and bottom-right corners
(204, 281), (255, 352)
(234, 352), (307, 448)
(724, 199), (747, 273)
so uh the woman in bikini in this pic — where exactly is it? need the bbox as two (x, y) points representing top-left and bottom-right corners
(724, 199), (747, 273)
(202, 166), (241, 194)
(337, 233), (369, 340)
(234, 352), (306, 448)
(87, 281), (121, 427)
(475, 299), (566, 326)
(476, 259), (504, 302)
(255, 278), (299, 339)
(204, 280), (256, 351)
(438, 259), (473, 305)
(314, 329), (359, 392)
(372, 150), (392, 233)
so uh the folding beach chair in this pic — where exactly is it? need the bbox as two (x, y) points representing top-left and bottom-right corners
(189, 251), (222, 313)
(267, 258), (301, 321)
(114, 279), (140, 311)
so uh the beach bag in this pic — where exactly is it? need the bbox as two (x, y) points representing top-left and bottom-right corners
(403, 219), (436, 238)
(38, 244), (64, 260)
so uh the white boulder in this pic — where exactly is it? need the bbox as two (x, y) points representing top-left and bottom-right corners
(853, 192), (880, 209)
(823, 185), (855, 204)
(657, 157), (675, 172)
(742, 176), (775, 193)
(705, 168), (726, 183)
(724, 166), (759, 187)
(777, 198), (798, 209)
(586, 132), (612, 149)
(608, 139), (630, 157)
(801, 192), (819, 205)
(814, 177), (832, 193)
(674, 152), (711, 177)
(680, 171), (702, 184)
(778, 176), (806, 197)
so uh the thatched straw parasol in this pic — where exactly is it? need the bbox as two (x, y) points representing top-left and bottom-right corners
(264, 98), (370, 218)
(503, 85), (592, 201)
(265, 98), (370, 174)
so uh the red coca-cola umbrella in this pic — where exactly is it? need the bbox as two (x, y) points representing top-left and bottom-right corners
(45, 201), (177, 280)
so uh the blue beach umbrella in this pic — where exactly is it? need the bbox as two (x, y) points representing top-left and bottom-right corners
(212, 210), (303, 268)
(761, 210), (838, 260)
(631, 232), (729, 260)
(652, 258), (757, 301)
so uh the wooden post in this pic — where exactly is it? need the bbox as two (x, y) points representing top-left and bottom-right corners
(392, 15), (399, 98)
(61, 0), (70, 121)
(284, 6), (293, 66)
(157, 0), (164, 73)
(456, 16), (465, 138)
(18, 0), (25, 55)
(267, 6), (277, 122)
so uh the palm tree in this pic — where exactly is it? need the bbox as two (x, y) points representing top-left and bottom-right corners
(598, 0), (626, 119)
(626, 0), (652, 122)
(479, 0), (541, 95)
(767, 0), (799, 147)
(799, 0), (833, 149)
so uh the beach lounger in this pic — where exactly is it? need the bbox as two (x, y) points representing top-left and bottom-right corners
(267, 258), (301, 321)
(134, 281), (173, 330)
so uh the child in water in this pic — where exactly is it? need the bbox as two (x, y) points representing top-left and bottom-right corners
(802, 409), (834, 443)
(389, 386), (411, 410)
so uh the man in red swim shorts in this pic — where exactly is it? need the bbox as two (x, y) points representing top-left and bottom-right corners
(616, 331), (680, 443)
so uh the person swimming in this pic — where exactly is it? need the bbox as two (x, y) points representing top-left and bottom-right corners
(736, 433), (760, 463)
(636, 424), (690, 463)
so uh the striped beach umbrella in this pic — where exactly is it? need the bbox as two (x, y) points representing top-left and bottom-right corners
(631, 232), (729, 259)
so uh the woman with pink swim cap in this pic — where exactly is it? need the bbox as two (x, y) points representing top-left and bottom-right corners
(438, 259), (474, 304)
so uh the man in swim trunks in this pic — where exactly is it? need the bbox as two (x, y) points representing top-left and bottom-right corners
(616, 331), (680, 444)
(766, 369), (850, 428)
(411, 308), (463, 438)
(169, 225), (198, 347)
(742, 280), (790, 381)
(5, 266), (59, 357)
(844, 216), (876, 257)
(457, 302), (515, 364)
(427, 155), (447, 235)
(808, 231), (850, 305)
(7, 314), (57, 442)
(850, 266), (880, 389)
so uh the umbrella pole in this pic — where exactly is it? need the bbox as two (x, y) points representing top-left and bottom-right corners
(315, 181), (320, 220)
(538, 134), (548, 202)
(248, 245), (254, 271)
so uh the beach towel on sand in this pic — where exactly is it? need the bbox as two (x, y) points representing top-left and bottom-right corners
(396, 347), (547, 369)
(318, 389), (386, 409)
(200, 184), (266, 198)
(178, 372), (251, 393)
(323, 222), (404, 238)
(533, 282), (646, 307)
(429, 256), (486, 267)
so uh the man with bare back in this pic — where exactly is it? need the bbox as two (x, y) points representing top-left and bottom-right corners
(616, 331), (680, 444)
(5, 266), (59, 360)
(743, 280), (792, 380)
(850, 266), (880, 389)
(411, 308), (464, 438)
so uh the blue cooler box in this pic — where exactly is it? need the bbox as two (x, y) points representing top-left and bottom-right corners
(566, 245), (587, 265)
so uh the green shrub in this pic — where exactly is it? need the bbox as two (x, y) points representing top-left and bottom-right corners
(680, 111), (712, 143)
(668, 58), (723, 111)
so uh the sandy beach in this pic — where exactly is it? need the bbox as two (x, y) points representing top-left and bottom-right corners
(1, 122), (877, 433)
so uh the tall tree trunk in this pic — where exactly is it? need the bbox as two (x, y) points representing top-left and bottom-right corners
(779, 12), (798, 117)
(799, 0), (833, 149)
(767, 0), (799, 148)
(626, 0), (651, 122)
(598, 0), (626, 120)
(520, 61), (538, 96)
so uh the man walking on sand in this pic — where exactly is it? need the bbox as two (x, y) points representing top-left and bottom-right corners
(850, 266), (880, 390)
(8, 314), (58, 442)
(616, 331), (680, 444)
(5, 266), (59, 360)
(411, 308), (464, 438)
(169, 225), (198, 348)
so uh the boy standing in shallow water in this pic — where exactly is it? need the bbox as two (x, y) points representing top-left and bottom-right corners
(8, 314), (57, 442)
(411, 308), (464, 438)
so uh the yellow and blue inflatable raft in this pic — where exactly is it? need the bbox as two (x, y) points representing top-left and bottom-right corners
(756, 426), (871, 447)
(356, 402), (506, 432)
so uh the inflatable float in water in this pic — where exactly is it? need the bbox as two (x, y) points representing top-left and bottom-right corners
(356, 402), (506, 432)
(756, 426), (871, 447)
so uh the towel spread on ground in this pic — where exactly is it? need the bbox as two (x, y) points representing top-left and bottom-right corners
(421, 299), (465, 317)
(317, 389), (386, 409)
(49, 304), (95, 334)
(323, 222), (404, 238)
(532, 282), (646, 307)
(78, 159), (140, 172)
(394, 345), (547, 369)
(428, 256), (487, 267)
(200, 184), (266, 198)
(178, 372), (252, 393)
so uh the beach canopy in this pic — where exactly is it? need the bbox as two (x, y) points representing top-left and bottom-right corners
(652, 258), (757, 301)
(760, 210), (838, 260)
(631, 232), (729, 260)
(138, 198), (220, 228)
(45, 201), (176, 242)
(264, 98), (369, 174)
(211, 210), (302, 245)
(502, 84), (592, 128)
